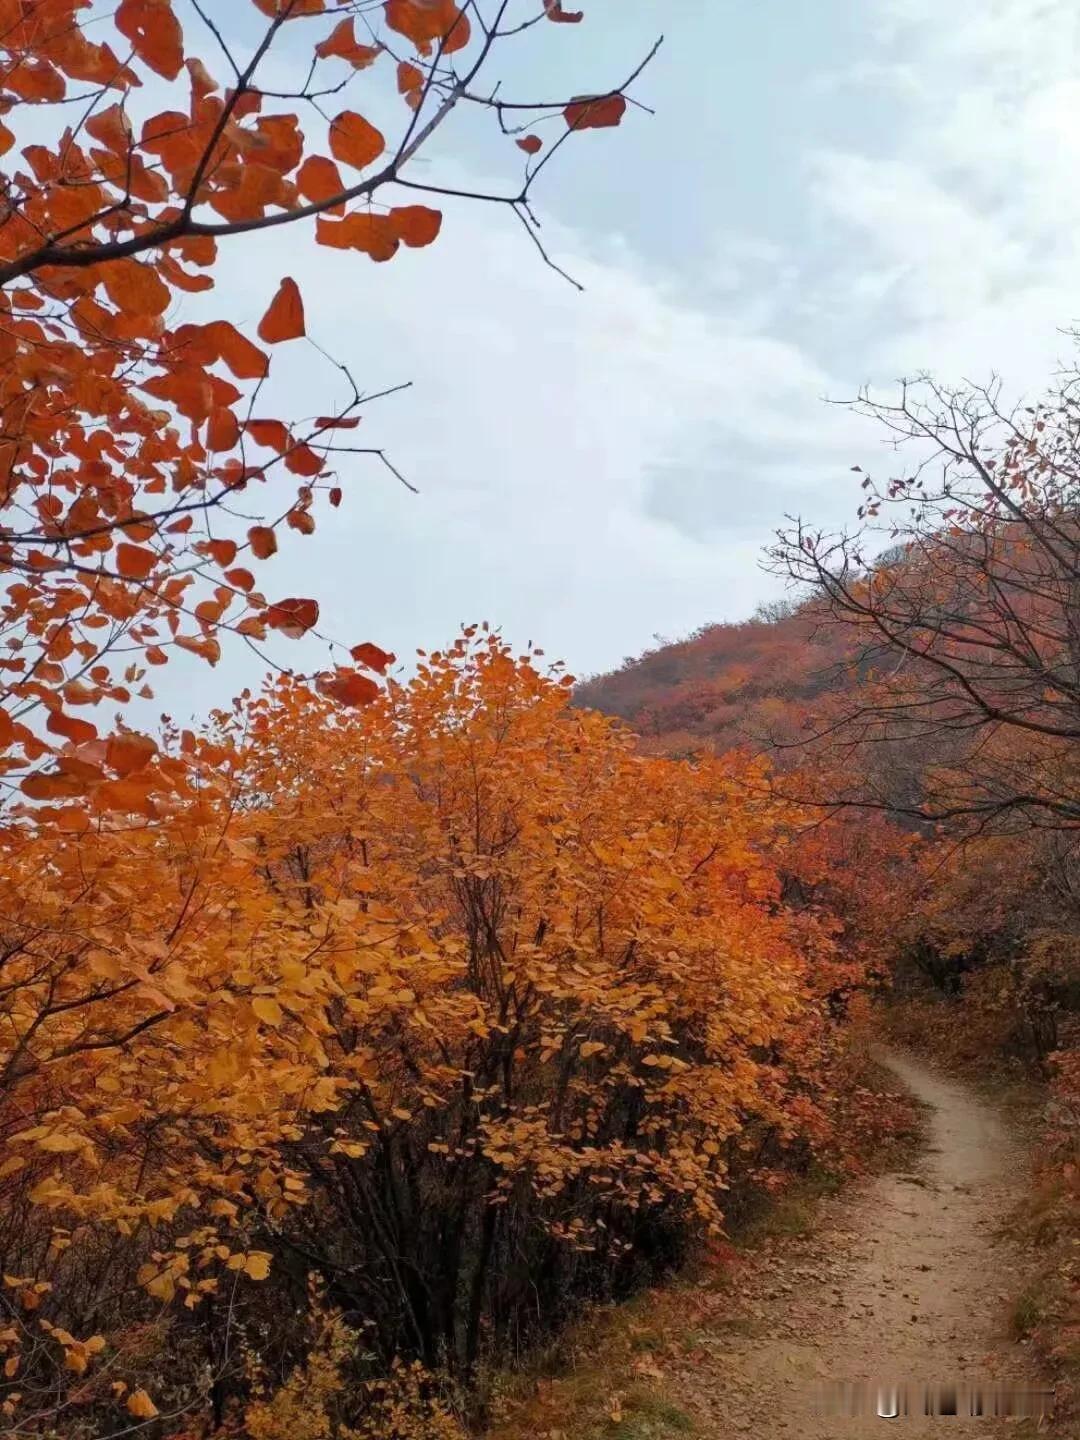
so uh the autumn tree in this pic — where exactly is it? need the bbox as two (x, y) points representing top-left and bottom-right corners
(770, 366), (1080, 832)
(0, 0), (656, 780)
(0, 631), (863, 1434)
(0, 0), (656, 1179)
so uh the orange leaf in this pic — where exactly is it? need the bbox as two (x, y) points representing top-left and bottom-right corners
(207, 407), (240, 452)
(252, 0), (324, 13)
(225, 566), (255, 591)
(392, 205), (442, 248)
(285, 444), (322, 477)
(397, 60), (424, 108)
(126, 1390), (159, 1420)
(517, 134), (543, 154)
(21, 771), (90, 801)
(258, 277), (305, 344)
(329, 110), (385, 170)
(248, 526), (278, 559)
(106, 732), (157, 776)
(316, 17), (381, 66)
(316, 211), (398, 261)
(296, 154), (346, 207)
(384, 0), (470, 56)
(350, 642), (395, 674)
(47, 710), (99, 746)
(115, 0), (184, 79)
(564, 93), (626, 130)
(266, 597), (319, 638)
(116, 543), (157, 581)
(174, 633), (221, 665)
(85, 104), (132, 155)
(202, 321), (268, 380)
(205, 538), (238, 567)
(101, 259), (171, 317)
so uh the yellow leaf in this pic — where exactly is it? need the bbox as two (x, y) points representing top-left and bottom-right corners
(244, 1252), (271, 1280)
(251, 997), (283, 1026)
(126, 1389), (158, 1419)
(37, 1133), (86, 1154)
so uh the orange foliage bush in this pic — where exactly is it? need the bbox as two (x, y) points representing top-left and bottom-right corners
(0, 631), (866, 1434)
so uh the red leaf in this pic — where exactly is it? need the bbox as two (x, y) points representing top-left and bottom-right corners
(116, 543), (156, 581)
(544, 0), (584, 19)
(106, 732), (158, 776)
(516, 134), (543, 155)
(266, 597), (319, 638)
(248, 526), (278, 559)
(286, 508), (315, 535)
(207, 407), (240, 452)
(205, 538), (238, 567)
(202, 321), (269, 380)
(318, 668), (380, 707)
(397, 60), (424, 108)
(285, 444), (322, 477)
(350, 642), (395, 674)
(258, 277), (306, 344)
(564, 93), (626, 130)
(246, 419), (290, 451)
(47, 710), (99, 746)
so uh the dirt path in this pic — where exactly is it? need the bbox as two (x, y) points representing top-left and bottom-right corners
(682, 1049), (1046, 1436)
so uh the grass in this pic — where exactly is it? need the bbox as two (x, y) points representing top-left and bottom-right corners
(608, 1392), (697, 1439)
(1010, 1281), (1047, 1340)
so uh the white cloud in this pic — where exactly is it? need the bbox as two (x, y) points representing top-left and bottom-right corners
(810, 0), (1080, 384)
(145, 192), (855, 720)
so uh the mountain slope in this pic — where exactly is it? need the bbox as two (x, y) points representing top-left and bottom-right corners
(573, 606), (851, 758)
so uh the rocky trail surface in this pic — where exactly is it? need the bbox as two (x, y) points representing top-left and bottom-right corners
(675, 1050), (1047, 1436)
(492, 1049), (1057, 1439)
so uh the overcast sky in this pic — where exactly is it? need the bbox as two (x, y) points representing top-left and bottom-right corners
(140, 0), (1080, 722)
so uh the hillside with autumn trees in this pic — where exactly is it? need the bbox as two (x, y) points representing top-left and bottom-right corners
(0, 1), (1077, 1437)
(581, 370), (1080, 1419)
